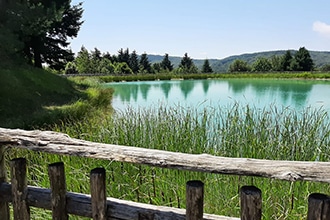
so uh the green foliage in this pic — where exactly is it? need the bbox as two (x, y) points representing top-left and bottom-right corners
(160, 53), (174, 72)
(1, 0), (83, 70)
(139, 53), (153, 73)
(251, 57), (272, 72)
(281, 50), (293, 71)
(228, 59), (250, 72)
(75, 46), (93, 73)
(41, 103), (330, 219)
(293, 47), (314, 71)
(178, 53), (198, 73)
(64, 62), (78, 75)
(129, 50), (139, 73)
(115, 62), (133, 74)
(201, 59), (213, 73)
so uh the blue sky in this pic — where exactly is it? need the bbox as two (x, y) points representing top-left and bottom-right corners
(70, 0), (330, 59)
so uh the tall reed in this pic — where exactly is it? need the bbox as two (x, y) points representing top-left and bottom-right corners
(9, 103), (330, 219)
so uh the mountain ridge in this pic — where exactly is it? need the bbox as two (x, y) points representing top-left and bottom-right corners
(147, 50), (330, 72)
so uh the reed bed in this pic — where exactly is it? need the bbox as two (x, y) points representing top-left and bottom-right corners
(8, 104), (330, 219)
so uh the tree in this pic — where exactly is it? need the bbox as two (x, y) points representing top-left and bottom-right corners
(139, 53), (152, 73)
(117, 48), (130, 64)
(179, 53), (198, 73)
(281, 50), (293, 71)
(160, 53), (174, 72)
(270, 55), (282, 71)
(115, 62), (133, 75)
(201, 59), (213, 73)
(2, 0), (83, 70)
(293, 47), (314, 71)
(251, 57), (272, 72)
(228, 59), (250, 72)
(75, 46), (93, 73)
(129, 50), (139, 73)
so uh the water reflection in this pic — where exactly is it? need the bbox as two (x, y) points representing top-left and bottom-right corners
(104, 79), (330, 112)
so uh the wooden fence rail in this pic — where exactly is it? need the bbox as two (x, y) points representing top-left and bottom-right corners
(0, 127), (330, 219)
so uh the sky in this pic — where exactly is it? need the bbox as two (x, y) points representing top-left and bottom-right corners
(70, 0), (330, 59)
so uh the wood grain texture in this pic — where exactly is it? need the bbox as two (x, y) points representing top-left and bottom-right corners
(1, 127), (330, 183)
(0, 183), (239, 220)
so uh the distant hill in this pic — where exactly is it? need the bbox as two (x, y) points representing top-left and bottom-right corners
(147, 50), (330, 72)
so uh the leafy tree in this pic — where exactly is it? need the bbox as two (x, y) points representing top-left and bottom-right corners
(139, 53), (152, 73)
(201, 59), (213, 73)
(3, 0), (84, 69)
(75, 46), (93, 73)
(160, 53), (174, 72)
(293, 47), (314, 71)
(129, 50), (139, 73)
(64, 62), (78, 74)
(115, 62), (133, 75)
(270, 55), (282, 71)
(228, 59), (250, 72)
(281, 50), (293, 71)
(179, 53), (198, 73)
(98, 58), (115, 74)
(252, 57), (272, 72)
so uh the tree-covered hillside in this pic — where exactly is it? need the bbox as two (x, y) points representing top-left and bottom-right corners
(148, 51), (330, 72)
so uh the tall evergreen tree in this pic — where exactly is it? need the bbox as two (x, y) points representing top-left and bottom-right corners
(201, 59), (213, 73)
(139, 53), (152, 73)
(75, 46), (92, 73)
(117, 48), (130, 64)
(1, 0), (83, 69)
(294, 47), (314, 71)
(281, 50), (293, 71)
(129, 50), (139, 73)
(179, 53), (198, 73)
(160, 53), (173, 71)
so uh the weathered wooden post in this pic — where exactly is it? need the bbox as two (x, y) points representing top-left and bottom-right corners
(240, 185), (262, 220)
(0, 146), (9, 220)
(10, 158), (30, 220)
(48, 162), (68, 220)
(307, 193), (330, 220)
(186, 180), (204, 220)
(90, 167), (107, 220)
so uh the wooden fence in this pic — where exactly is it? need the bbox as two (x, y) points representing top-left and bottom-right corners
(0, 127), (330, 219)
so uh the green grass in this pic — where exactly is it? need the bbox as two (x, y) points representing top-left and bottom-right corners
(7, 103), (329, 219)
(74, 71), (330, 83)
(3, 67), (330, 219)
(0, 66), (113, 128)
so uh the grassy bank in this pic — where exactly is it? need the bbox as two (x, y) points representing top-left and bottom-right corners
(0, 66), (112, 128)
(69, 71), (330, 83)
(9, 104), (329, 219)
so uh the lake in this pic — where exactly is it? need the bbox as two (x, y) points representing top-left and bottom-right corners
(104, 78), (330, 112)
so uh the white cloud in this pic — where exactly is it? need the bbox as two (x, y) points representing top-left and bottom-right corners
(313, 21), (330, 37)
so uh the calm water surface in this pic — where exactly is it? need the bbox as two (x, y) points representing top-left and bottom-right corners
(105, 79), (330, 112)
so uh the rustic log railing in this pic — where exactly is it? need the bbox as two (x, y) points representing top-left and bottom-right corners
(0, 127), (329, 219)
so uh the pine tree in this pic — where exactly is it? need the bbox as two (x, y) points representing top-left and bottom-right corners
(129, 50), (139, 73)
(201, 59), (213, 73)
(139, 53), (152, 73)
(1, 0), (83, 70)
(281, 50), (293, 71)
(294, 47), (314, 71)
(179, 53), (198, 73)
(160, 53), (173, 71)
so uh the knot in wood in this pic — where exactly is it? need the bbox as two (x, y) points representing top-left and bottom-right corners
(279, 171), (303, 181)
